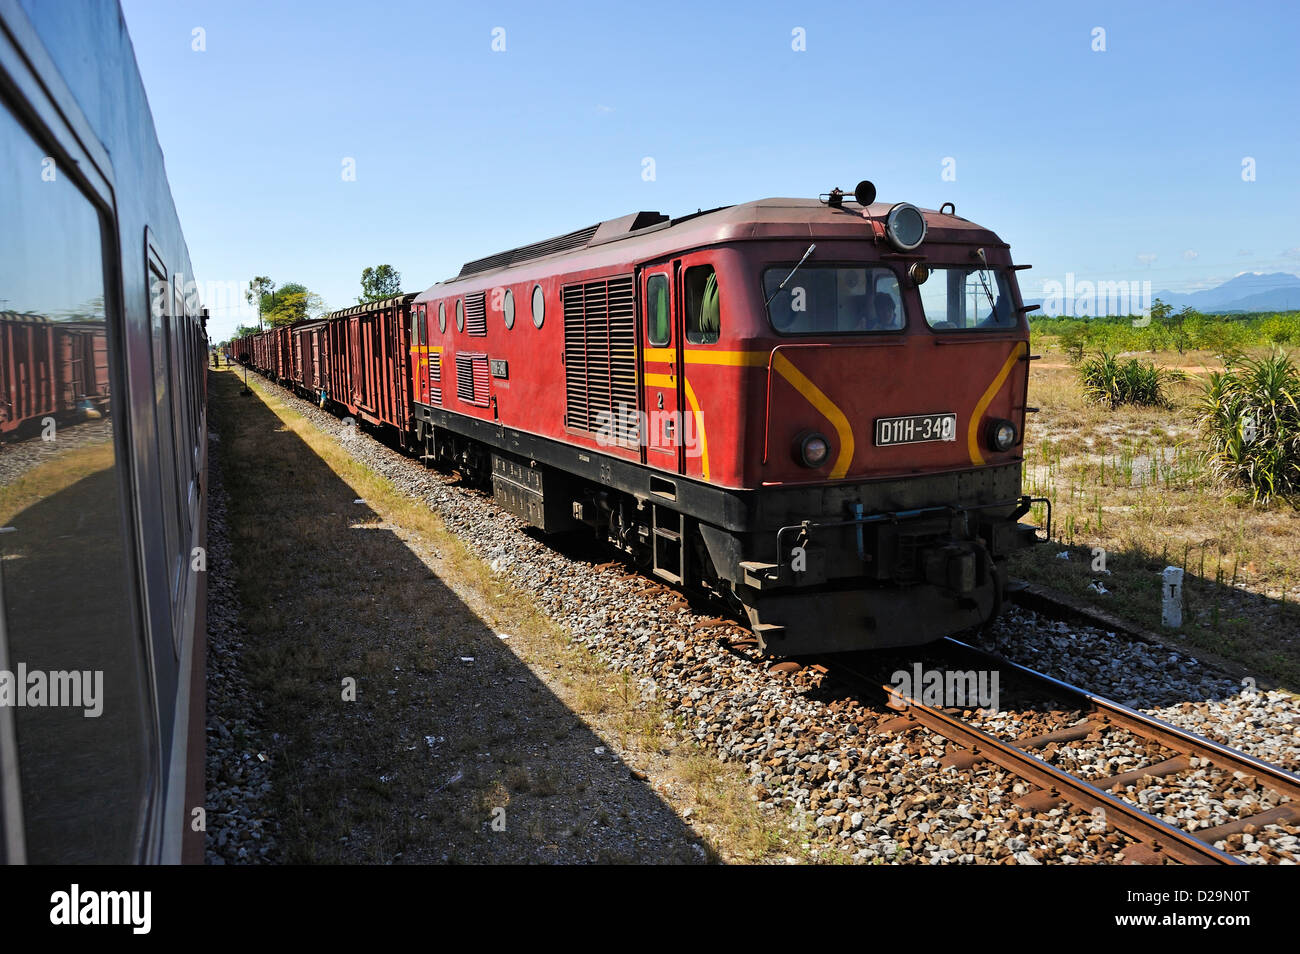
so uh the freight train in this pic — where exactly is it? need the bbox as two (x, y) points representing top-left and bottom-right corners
(0, 0), (209, 862)
(241, 182), (1044, 656)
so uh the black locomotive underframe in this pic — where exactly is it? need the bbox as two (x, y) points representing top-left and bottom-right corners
(412, 403), (1043, 654)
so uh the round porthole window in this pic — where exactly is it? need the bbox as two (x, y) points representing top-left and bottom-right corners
(438, 301), (446, 333)
(502, 288), (515, 329)
(456, 299), (464, 332)
(531, 284), (545, 328)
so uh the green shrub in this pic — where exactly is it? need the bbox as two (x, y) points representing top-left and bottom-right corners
(1057, 322), (1091, 363)
(1196, 351), (1300, 503)
(1261, 313), (1300, 347)
(1078, 352), (1169, 408)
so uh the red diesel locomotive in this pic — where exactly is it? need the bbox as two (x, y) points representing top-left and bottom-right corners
(243, 182), (1043, 655)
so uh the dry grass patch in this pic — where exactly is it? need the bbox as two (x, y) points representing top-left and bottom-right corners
(1018, 357), (1300, 688)
(0, 441), (113, 524)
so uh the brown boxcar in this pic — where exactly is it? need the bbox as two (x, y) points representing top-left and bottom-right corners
(274, 324), (293, 381)
(291, 320), (330, 400)
(1, 312), (110, 436)
(323, 295), (414, 446)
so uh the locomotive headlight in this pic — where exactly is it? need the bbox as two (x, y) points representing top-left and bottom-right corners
(988, 418), (1017, 452)
(885, 203), (927, 251)
(795, 431), (831, 468)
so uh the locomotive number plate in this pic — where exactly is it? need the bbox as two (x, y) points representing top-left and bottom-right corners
(875, 412), (957, 446)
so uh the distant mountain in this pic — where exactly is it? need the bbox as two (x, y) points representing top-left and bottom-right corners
(1024, 271), (1300, 316)
(1152, 272), (1300, 312)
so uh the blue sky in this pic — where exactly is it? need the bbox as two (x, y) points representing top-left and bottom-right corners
(119, 0), (1300, 342)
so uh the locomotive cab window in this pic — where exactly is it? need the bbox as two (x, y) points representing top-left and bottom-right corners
(646, 273), (670, 346)
(919, 266), (1017, 331)
(765, 265), (903, 334)
(684, 265), (720, 344)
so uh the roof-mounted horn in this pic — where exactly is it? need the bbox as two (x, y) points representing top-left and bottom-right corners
(822, 180), (877, 209)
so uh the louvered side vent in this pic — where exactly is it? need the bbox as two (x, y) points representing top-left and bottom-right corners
(455, 353), (475, 403)
(563, 289), (588, 433)
(465, 293), (487, 336)
(563, 276), (638, 445)
(430, 351), (442, 405)
(472, 356), (490, 403)
(455, 352), (490, 408)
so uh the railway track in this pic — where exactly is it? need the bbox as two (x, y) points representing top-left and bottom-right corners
(819, 638), (1300, 865)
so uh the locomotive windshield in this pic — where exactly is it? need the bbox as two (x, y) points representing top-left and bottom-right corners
(919, 266), (1018, 331)
(764, 265), (903, 334)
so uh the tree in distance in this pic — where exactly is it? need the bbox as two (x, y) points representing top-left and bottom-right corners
(359, 265), (402, 303)
(245, 276), (275, 329)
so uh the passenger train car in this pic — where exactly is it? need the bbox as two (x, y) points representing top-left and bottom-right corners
(0, 0), (208, 863)
(244, 184), (1043, 656)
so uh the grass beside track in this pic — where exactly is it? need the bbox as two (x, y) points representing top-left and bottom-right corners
(209, 368), (793, 863)
(1015, 348), (1300, 690)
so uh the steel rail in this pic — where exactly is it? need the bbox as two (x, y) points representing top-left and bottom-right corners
(943, 636), (1300, 834)
(827, 658), (1243, 865)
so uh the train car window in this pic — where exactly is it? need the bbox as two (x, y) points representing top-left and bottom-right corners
(764, 265), (903, 334)
(456, 299), (464, 333)
(684, 265), (720, 344)
(919, 266), (1018, 331)
(0, 102), (153, 862)
(502, 288), (515, 330)
(646, 274), (670, 346)
(438, 301), (446, 334)
(171, 278), (194, 512)
(531, 284), (545, 328)
(148, 252), (185, 602)
(182, 312), (198, 451)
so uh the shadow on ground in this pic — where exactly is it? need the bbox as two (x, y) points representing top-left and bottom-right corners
(208, 369), (713, 864)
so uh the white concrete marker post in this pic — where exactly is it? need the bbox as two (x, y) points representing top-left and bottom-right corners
(1162, 566), (1184, 629)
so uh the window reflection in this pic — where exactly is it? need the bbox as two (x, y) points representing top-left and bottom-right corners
(0, 102), (150, 862)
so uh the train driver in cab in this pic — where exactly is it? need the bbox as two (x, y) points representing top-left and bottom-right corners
(857, 290), (902, 332)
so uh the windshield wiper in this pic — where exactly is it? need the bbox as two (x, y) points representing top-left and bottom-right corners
(973, 247), (998, 317)
(765, 244), (816, 307)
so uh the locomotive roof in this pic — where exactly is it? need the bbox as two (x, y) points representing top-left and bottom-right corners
(435, 197), (1004, 292)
